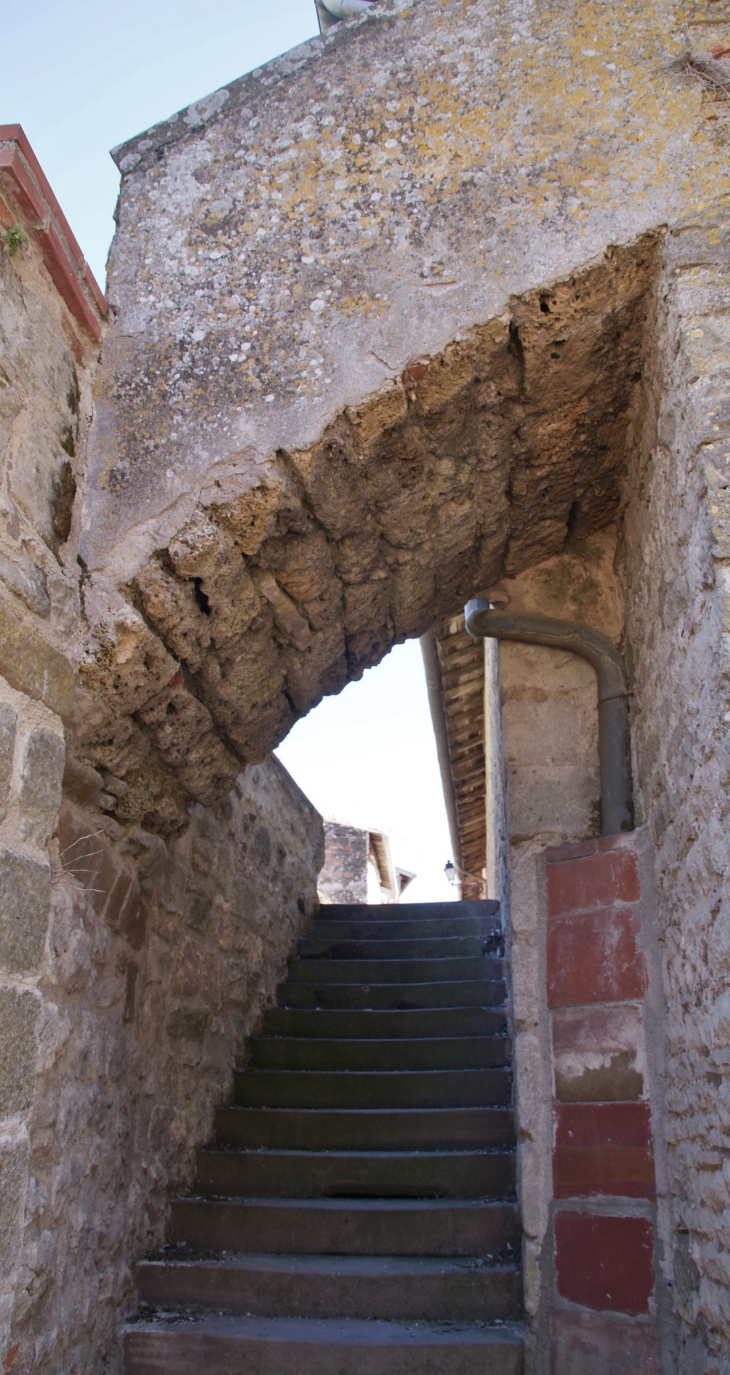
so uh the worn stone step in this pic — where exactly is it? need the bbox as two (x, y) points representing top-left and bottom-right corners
(122, 1313), (524, 1375)
(232, 1067), (512, 1110)
(289, 956), (502, 985)
(298, 936), (492, 960)
(215, 1105), (516, 1151)
(322, 899), (500, 922)
(278, 979), (506, 1010)
(136, 1253), (523, 1322)
(249, 1036), (509, 1072)
(168, 1197), (522, 1256)
(195, 1147), (516, 1199)
(310, 916), (497, 941)
(262, 1006), (508, 1039)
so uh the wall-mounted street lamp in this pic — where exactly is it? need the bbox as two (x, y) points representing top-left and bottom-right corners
(444, 859), (487, 896)
(315, 0), (374, 31)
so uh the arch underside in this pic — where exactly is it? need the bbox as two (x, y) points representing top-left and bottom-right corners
(73, 236), (658, 834)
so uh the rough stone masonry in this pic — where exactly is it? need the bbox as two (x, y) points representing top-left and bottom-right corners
(75, 22), (730, 1361)
(3, 0), (730, 1369)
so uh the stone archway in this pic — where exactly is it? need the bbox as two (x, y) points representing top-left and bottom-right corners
(75, 239), (657, 834)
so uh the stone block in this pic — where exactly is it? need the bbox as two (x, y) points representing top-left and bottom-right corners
(0, 1134), (28, 1284)
(504, 697), (595, 767)
(553, 1102), (655, 1200)
(512, 945), (540, 1028)
(18, 726), (65, 845)
(551, 1310), (659, 1375)
(118, 889), (148, 951)
(104, 870), (134, 929)
(0, 988), (38, 1118)
(56, 801), (121, 917)
(508, 764), (600, 842)
(518, 1138), (551, 1242)
(0, 599), (75, 719)
(0, 700), (16, 823)
(552, 1004), (645, 1102)
(166, 1006), (209, 1043)
(61, 754), (102, 805)
(555, 1211), (655, 1315)
(546, 846), (641, 917)
(0, 845), (51, 973)
(547, 909), (647, 1008)
(510, 850), (542, 938)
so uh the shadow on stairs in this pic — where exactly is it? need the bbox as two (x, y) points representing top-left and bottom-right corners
(122, 899), (525, 1374)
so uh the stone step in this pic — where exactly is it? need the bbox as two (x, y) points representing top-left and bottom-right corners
(288, 956), (502, 985)
(249, 1035), (509, 1072)
(122, 1313), (524, 1375)
(194, 1147), (516, 1199)
(262, 1006), (508, 1039)
(136, 1252), (523, 1322)
(298, 936), (492, 960)
(321, 899), (500, 922)
(232, 1067), (512, 1110)
(310, 916), (497, 941)
(215, 1105), (516, 1151)
(168, 1197), (522, 1256)
(278, 979), (506, 1009)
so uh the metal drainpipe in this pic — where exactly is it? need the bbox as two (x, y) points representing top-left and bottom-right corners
(419, 631), (466, 890)
(464, 599), (633, 837)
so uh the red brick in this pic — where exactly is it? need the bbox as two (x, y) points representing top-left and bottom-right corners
(36, 220), (103, 342)
(547, 908), (646, 1007)
(545, 838), (599, 864)
(551, 1310), (659, 1375)
(0, 128), (106, 340)
(553, 1103), (655, 1199)
(547, 847), (641, 917)
(555, 1212), (655, 1315)
(0, 125), (86, 264)
(597, 833), (637, 855)
(552, 1004), (645, 1102)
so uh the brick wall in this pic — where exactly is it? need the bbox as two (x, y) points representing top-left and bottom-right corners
(511, 829), (672, 1374)
(546, 834), (665, 1373)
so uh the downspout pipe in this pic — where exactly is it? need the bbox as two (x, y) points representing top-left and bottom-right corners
(420, 630), (465, 883)
(464, 600), (633, 837)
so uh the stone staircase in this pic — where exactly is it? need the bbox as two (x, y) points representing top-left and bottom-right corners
(122, 899), (525, 1373)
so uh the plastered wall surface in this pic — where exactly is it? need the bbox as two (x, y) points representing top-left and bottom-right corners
(494, 527), (623, 854)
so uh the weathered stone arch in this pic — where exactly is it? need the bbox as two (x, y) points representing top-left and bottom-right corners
(77, 240), (657, 832)
(76, 0), (728, 835)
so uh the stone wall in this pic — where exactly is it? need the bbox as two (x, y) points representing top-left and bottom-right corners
(318, 820), (369, 905)
(0, 125), (106, 1373)
(622, 212), (730, 1375)
(0, 127), (325, 1375)
(7, 756), (321, 1375)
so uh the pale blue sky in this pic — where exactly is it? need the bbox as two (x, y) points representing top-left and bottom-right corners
(3, 0), (319, 283)
(3, 0), (455, 902)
